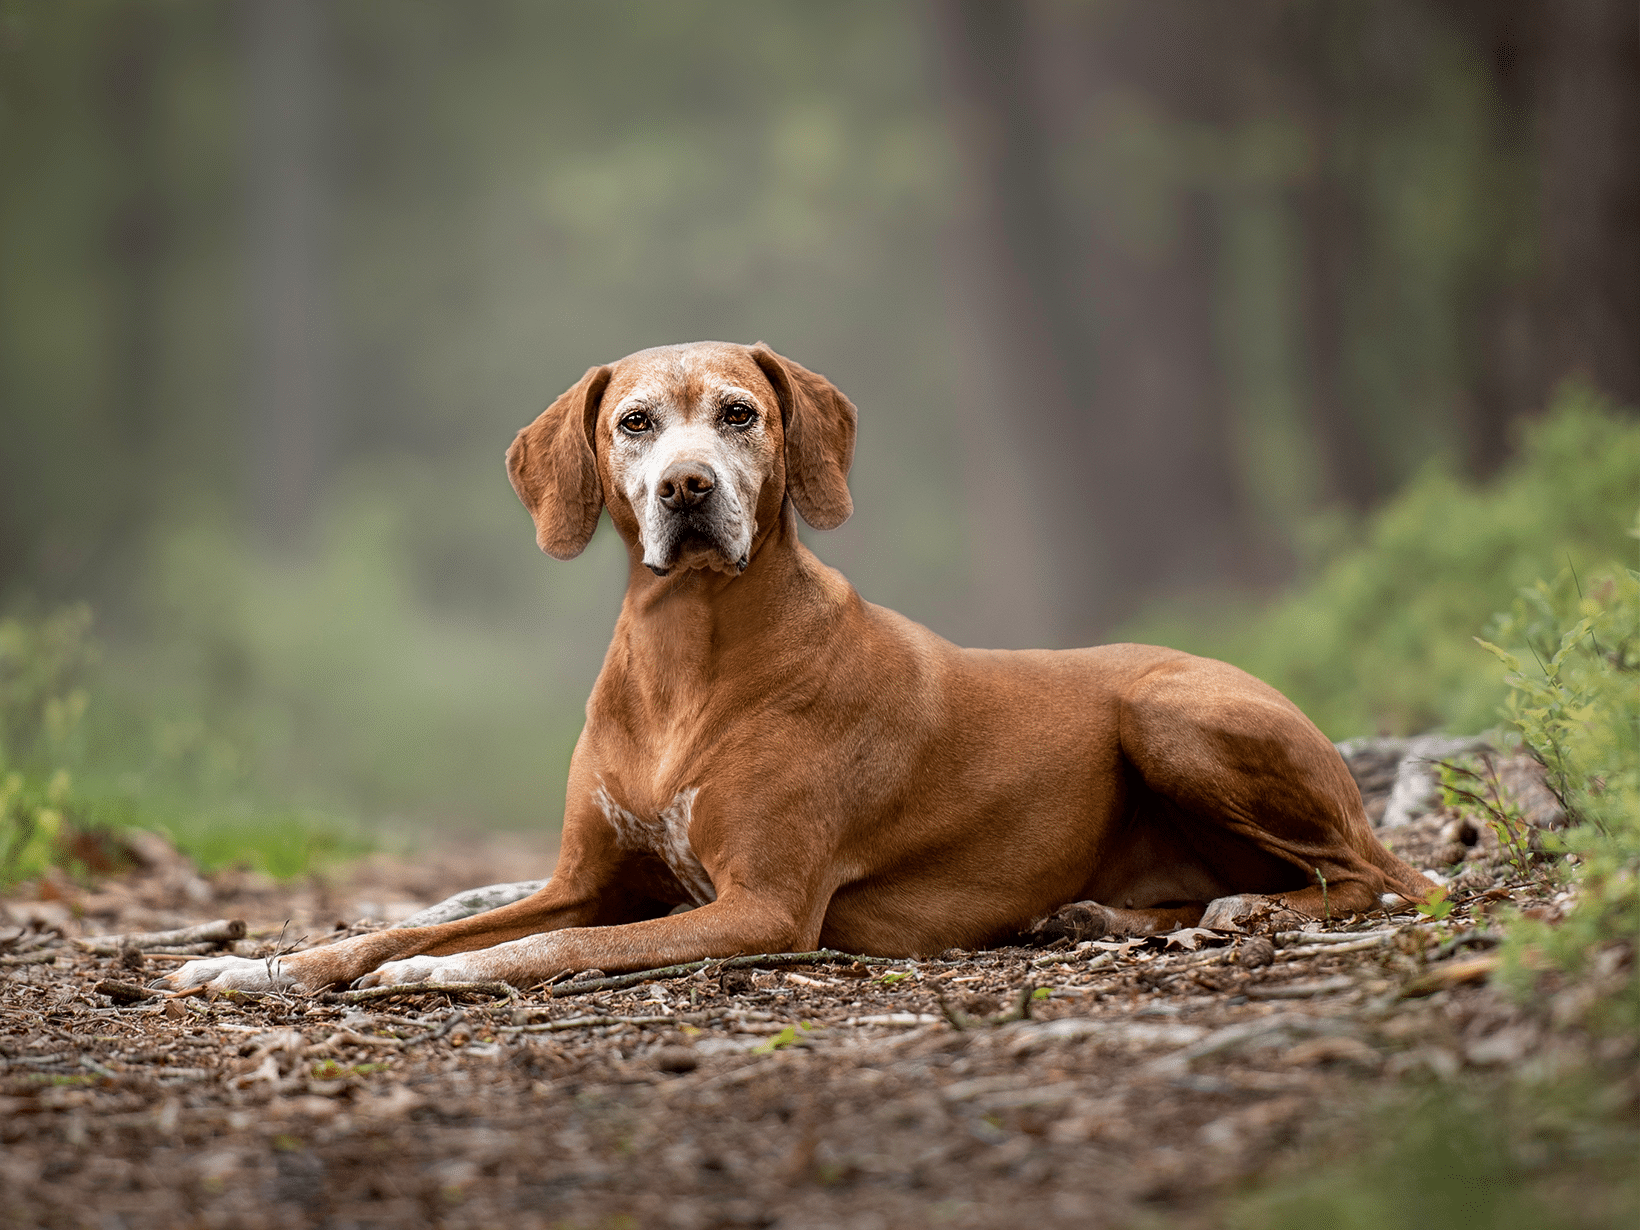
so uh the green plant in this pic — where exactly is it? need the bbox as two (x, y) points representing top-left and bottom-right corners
(1120, 388), (1640, 739)
(751, 1023), (813, 1054)
(0, 605), (100, 884)
(1476, 534), (1640, 1032)
(0, 603), (368, 886)
(1415, 884), (1453, 921)
(1439, 754), (1536, 878)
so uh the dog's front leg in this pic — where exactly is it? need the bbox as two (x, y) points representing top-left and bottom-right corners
(156, 824), (640, 993)
(359, 889), (818, 988)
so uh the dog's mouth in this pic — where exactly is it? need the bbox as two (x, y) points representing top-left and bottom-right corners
(643, 519), (752, 578)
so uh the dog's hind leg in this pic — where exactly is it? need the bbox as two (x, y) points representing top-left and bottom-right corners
(1116, 656), (1435, 924)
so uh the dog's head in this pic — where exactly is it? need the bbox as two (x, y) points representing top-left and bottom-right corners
(507, 342), (856, 576)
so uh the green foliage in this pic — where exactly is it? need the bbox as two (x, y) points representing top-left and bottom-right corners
(0, 603), (365, 885)
(1478, 535), (1640, 1032)
(0, 604), (96, 882)
(751, 1023), (813, 1054)
(1439, 756), (1536, 878)
(1230, 1079), (1638, 1230)
(1124, 387), (1640, 738)
(1414, 884), (1453, 921)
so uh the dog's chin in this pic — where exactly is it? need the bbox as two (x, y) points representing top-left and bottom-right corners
(646, 528), (750, 578)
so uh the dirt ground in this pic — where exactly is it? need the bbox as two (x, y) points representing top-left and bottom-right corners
(2, 787), (1635, 1230)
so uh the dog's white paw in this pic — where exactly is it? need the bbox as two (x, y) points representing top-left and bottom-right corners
(356, 954), (476, 988)
(156, 955), (295, 994)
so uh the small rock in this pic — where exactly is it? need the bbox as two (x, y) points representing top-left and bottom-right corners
(719, 968), (755, 995)
(569, 968), (606, 983)
(652, 1045), (699, 1074)
(1235, 937), (1276, 969)
(960, 993), (1001, 1017)
(1434, 841), (1469, 867)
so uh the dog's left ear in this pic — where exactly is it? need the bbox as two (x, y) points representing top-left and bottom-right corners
(507, 364), (612, 559)
(750, 343), (857, 530)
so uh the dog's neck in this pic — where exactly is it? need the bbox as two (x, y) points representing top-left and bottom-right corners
(605, 500), (852, 696)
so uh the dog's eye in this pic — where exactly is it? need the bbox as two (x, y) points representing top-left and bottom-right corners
(619, 411), (651, 435)
(721, 403), (756, 428)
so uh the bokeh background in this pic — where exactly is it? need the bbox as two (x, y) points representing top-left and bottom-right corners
(1, 1), (1637, 869)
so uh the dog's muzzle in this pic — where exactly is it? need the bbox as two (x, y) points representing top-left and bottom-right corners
(643, 460), (751, 577)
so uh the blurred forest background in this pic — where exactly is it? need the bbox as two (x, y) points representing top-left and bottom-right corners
(1, 0), (1636, 865)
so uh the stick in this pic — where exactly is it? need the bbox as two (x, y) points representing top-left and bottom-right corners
(1274, 928), (1398, 947)
(1277, 934), (1394, 959)
(1244, 976), (1356, 1000)
(1397, 954), (1499, 998)
(545, 949), (902, 997)
(0, 953), (56, 967)
(320, 981), (517, 1006)
(500, 1014), (683, 1034)
(79, 920), (246, 956)
(94, 979), (157, 1004)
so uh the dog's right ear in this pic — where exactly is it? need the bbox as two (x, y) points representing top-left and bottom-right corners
(506, 364), (612, 560)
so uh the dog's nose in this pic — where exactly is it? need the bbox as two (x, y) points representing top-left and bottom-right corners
(657, 461), (716, 511)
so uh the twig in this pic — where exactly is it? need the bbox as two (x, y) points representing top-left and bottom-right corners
(418, 1011), (468, 1045)
(78, 1056), (118, 1080)
(1430, 929), (1500, 961)
(1398, 953), (1500, 997)
(1274, 929), (1397, 947)
(544, 949), (901, 997)
(500, 1013), (682, 1034)
(320, 981), (517, 1006)
(935, 981), (1038, 1031)
(1277, 934), (1393, 960)
(0, 952), (56, 967)
(78, 920), (246, 956)
(1244, 976), (1356, 1000)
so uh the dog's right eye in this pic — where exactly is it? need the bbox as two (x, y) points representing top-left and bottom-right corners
(619, 411), (651, 435)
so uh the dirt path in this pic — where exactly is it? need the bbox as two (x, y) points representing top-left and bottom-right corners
(0, 825), (1628, 1229)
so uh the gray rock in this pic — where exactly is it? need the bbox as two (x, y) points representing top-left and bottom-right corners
(392, 879), (549, 929)
(1335, 733), (1496, 827)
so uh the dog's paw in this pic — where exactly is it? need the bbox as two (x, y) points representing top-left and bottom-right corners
(1027, 901), (1118, 944)
(156, 955), (296, 994)
(356, 954), (476, 988)
(1200, 894), (1306, 934)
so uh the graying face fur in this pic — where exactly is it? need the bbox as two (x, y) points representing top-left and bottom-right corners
(606, 372), (774, 576)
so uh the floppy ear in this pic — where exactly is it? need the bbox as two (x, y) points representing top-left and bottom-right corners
(506, 364), (612, 559)
(750, 343), (857, 530)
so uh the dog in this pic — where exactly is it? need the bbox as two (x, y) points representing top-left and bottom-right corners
(163, 341), (1432, 993)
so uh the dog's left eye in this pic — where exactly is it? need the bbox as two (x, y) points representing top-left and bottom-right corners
(619, 411), (652, 435)
(721, 403), (756, 428)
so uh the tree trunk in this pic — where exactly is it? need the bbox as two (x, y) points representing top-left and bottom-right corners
(930, 0), (1254, 644)
(242, 0), (335, 546)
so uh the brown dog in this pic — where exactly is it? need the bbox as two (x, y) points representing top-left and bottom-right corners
(163, 341), (1431, 993)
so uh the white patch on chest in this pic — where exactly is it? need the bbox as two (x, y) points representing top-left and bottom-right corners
(592, 781), (716, 906)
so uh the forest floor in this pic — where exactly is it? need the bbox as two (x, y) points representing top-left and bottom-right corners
(2, 800), (1636, 1230)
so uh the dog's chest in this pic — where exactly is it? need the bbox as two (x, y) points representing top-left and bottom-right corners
(591, 780), (716, 906)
